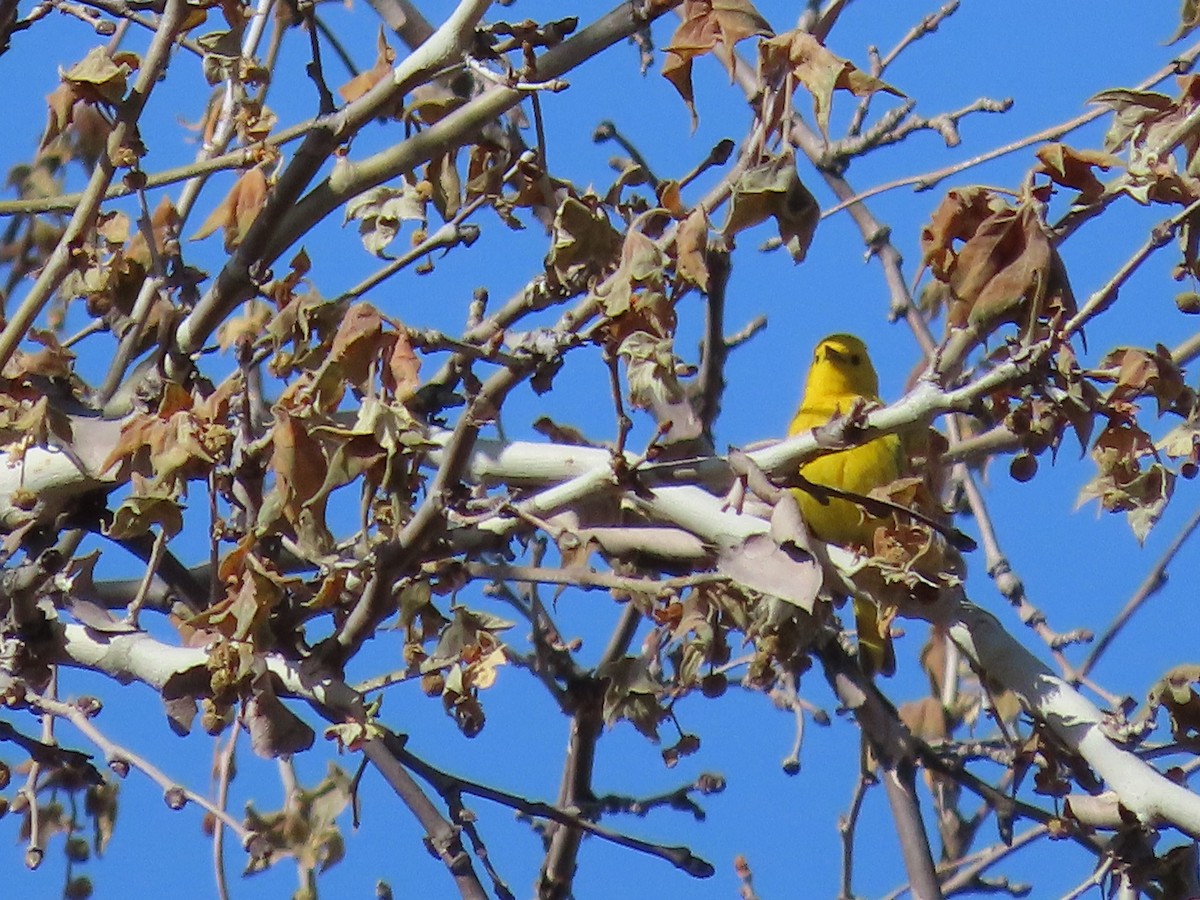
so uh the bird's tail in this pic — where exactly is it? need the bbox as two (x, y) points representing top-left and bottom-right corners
(854, 596), (896, 677)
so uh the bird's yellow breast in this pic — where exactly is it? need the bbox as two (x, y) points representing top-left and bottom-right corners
(788, 335), (901, 548)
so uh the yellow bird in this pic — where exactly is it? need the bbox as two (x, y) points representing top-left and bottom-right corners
(788, 334), (901, 676)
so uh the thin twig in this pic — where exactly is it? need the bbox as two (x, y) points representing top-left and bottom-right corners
(26, 691), (254, 842)
(821, 39), (1200, 220)
(1077, 504), (1200, 681)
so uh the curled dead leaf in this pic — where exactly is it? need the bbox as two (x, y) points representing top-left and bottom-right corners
(759, 29), (903, 137)
(722, 153), (818, 262)
(191, 166), (270, 252)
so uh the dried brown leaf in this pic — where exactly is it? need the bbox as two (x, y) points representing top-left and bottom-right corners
(675, 207), (711, 291)
(759, 29), (902, 136)
(1034, 144), (1119, 204)
(191, 166), (269, 251)
(722, 152), (818, 261)
(338, 26), (395, 104)
(662, 0), (773, 127)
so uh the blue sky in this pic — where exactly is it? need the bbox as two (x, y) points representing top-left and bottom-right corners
(3, 2), (1199, 898)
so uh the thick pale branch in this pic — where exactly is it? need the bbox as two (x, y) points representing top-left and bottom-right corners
(942, 602), (1200, 838)
(51, 623), (362, 713)
(173, 0), (495, 359)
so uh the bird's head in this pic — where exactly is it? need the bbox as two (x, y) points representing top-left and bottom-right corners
(804, 333), (880, 399)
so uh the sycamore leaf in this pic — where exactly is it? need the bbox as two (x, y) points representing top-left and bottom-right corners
(920, 187), (1010, 281)
(714, 531), (821, 611)
(662, 0), (774, 127)
(675, 206), (711, 291)
(128, 196), (182, 266)
(1033, 144), (1120, 205)
(722, 153), (818, 261)
(61, 47), (139, 107)
(328, 302), (388, 388)
(759, 30), (902, 136)
(1144, 665), (1200, 739)
(1102, 344), (1186, 415)
(272, 409), (326, 508)
(922, 193), (1076, 336)
(898, 697), (949, 743)
(3, 328), (75, 380)
(343, 183), (427, 257)
(1089, 87), (1176, 154)
(427, 151), (462, 219)
(1078, 419), (1175, 542)
(338, 26), (395, 103)
(617, 330), (685, 410)
(383, 328), (421, 399)
(217, 299), (272, 352)
(244, 767), (352, 875)
(1174, 0), (1200, 43)
(594, 227), (667, 317)
(105, 494), (183, 540)
(191, 166), (270, 251)
(597, 656), (668, 740)
(245, 673), (316, 759)
(188, 567), (282, 642)
(421, 607), (514, 673)
(547, 196), (622, 284)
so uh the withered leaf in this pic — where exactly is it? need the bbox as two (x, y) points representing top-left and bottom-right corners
(675, 206), (711, 291)
(617, 330), (685, 411)
(189, 567), (282, 642)
(383, 328), (421, 399)
(1079, 419), (1175, 542)
(923, 194), (1076, 336)
(1144, 665), (1200, 739)
(1089, 87), (1176, 154)
(1034, 144), (1119, 205)
(343, 182), (428, 258)
(61, 47), (139, 107)
(191, 166), (270, 251)
(105, 494), (183, 540)
(427, 151), (462, 219)
(244, 766), (352, 873)
(898, 697), (948, 743)
(328, 302), (386, 384)
(547, 196), (622, 284)
(3, 328), (75, 380)
(1102, 344), (1186, 416)
(662, 0), (774, 127)
(595, 227), (667, 317)
(1173, 0), (1200, 43)
(128, 196), (181, 266)
(338, 26), (395, 104)
(722, 153), (818, 262)
(714, 494), (822, 611)
(245, 673), (316, 759)
(1175, 210), (1200, 281)
(597, 655), (667, 740)
(421, 606), (513, 698)
(271, 408), (330, 531)
(533, 416), (595, 446)
(920, 187), (1009, 281)
(759, 30), (903, 137)
(63, 597), (138, 633)
(217, 299), (272, 352)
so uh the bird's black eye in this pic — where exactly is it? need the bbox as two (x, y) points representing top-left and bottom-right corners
(850, 353), (862, 365)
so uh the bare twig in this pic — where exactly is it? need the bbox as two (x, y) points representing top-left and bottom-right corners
(26, 691), (254, 843)
(1077, 504), (1200, 681)
(821, 38), (1200, 220)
